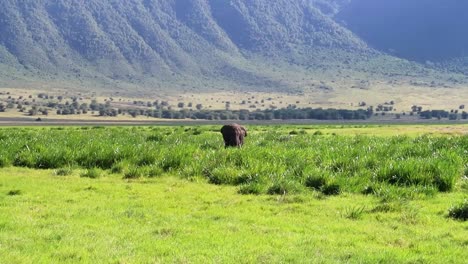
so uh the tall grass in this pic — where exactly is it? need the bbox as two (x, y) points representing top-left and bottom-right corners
(0, 126), (466, 197)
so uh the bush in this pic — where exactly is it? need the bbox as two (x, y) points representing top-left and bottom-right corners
(322, 184), (341, 196)
(305, 175), (327, 190)
(448, 200), (468, 221)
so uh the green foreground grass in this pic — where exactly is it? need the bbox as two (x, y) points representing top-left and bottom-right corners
(1, 168), (467, 263)
(0, 125), (467, 263)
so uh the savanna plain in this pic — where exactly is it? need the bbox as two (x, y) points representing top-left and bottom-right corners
(0, 124), (467, 263)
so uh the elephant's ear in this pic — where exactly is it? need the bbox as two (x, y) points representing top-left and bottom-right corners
(242, 127), (247, 137)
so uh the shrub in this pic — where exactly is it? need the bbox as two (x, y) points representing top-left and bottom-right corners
(305, 175), (327, 190)
(322, 184), (341, 196)
(448, 200), (468, 221)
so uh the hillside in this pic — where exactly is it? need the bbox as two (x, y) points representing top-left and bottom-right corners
(0, 0), (466, 112)
(0, 0), (373, 93)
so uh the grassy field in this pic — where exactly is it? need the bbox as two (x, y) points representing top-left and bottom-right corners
(0, 125), (467, 263)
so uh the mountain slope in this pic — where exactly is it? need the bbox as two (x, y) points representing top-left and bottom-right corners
(0, 0), (465, 98)
(0, 0), (374, 92)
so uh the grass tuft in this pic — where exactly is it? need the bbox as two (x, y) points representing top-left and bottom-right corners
(123, 167), (146, 179)
(305, 175), (327, 190)
(267, 180), (301, 195)
(54, 167), (73, 176)
(321, 184), (341, 196)
(238, 183), (265, 195)
(448, 200), (468, 221)
(7, 189), (22, 196)
(80, 168), (102, 179)
(342, 206), (366, 220)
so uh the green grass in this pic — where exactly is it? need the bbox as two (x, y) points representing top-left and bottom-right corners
(0, 125), (467, 262)
(0, 167), (467, 263)
(0, 125), (466, 198)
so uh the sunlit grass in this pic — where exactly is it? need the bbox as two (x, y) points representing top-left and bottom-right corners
(0, 168), (467, 263)
(0, 125), (467, 262)
(0, 125), (466, 198)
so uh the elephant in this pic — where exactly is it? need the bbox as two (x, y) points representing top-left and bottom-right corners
(220, 123), (247, 147)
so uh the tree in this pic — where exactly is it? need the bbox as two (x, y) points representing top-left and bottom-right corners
(28, 107), (38, 116)
(462, 111), (468, 119)
(90, 100), (99, 111)
(449, 113), (458, 120)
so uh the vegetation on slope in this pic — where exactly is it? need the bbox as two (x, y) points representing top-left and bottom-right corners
(0, 0), (371, 91)
(1, 0), (467, 94)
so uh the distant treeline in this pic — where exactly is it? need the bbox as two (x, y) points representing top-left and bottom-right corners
(97, 107), (374, 121)
(419, 110), (468, 120)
